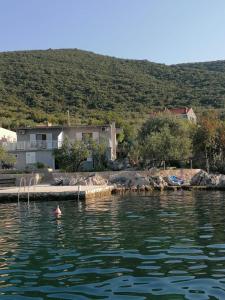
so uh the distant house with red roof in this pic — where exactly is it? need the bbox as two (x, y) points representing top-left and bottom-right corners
(167, 107), (197, 123)
(150, 107), (197, 123)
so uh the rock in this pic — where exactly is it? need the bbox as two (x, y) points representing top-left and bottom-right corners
(131, 173), (150, 187)
(218, 175), (225, 187)
(108, 157), (133, 171)
(53, 177), (63, 186)
(91, 174), (108, 185)
(145, 185), (152, 191)
(109, 176), (130, 185)
(109, 172), (168, 191)
(149, 176), (168, 189)
(190, 170), (207, 185)
(76, 174), (107, 186)
(53, 176), (71, 186)
(69, 177), (78, 185)
(53, 174), (107, 186)
(190, 170), (222, 187)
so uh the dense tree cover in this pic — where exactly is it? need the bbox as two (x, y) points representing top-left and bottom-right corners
(116, 113), (225, 173)
(193, 112), (225, 172)
(136, 115), (193, 166)
(1, 49), (225, 128)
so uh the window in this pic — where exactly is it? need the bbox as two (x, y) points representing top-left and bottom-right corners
(26, 152), (36, 164)
(18, 130), (25, 135)
(36, 134), (47, 141)
(82, 133), (92, 142)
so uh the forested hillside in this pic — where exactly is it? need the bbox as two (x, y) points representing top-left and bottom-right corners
(0, 48), (225, 127)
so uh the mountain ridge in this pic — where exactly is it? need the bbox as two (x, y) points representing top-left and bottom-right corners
(0, 48), (225, 127)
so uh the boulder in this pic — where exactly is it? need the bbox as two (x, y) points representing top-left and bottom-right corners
(149, 176), (168, 189)
(131, 173), (150, 187)
(109, 176), (130, 186)
(190, 170), (208, 185)
(108, 158), (133, 171)
(53, 176), (73, 186)
(53, 174), (107, 186)
(90, 174), (108, 185)
(190, 170), (221, 186)
(75, 174), (107, 186)
(218, 175), (225, 187)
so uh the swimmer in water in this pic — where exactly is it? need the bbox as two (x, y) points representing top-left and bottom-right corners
(54, 205), (62, 216)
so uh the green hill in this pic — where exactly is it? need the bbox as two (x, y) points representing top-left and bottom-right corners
(0, 48), (225, 127)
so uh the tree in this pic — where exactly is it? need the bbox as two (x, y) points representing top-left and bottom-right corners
(142, 126), (192, 162)
(128, 141), (142, 166)
(54, 139), (90, 172)
(140, 114), (189, 140)
(0, 146), (16, 167)
(54, 138), (108, 172)
(139, 115), (193, 166)
(116, 123), (139, 161)
(90, 140), (107, 171)
(193, 112), (225, 172)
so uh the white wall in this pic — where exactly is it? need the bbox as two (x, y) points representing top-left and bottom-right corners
(0, 127), (17, 143)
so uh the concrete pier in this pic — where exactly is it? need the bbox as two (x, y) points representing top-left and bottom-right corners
(0, 185), (113, 202)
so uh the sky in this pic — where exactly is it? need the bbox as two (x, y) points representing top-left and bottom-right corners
(0, 0), (225, 64)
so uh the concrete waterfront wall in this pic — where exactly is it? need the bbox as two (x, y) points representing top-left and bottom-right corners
(0, 185), (113, 202)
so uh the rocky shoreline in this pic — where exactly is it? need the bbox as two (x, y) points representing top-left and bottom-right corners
(52, 169), (225, 192)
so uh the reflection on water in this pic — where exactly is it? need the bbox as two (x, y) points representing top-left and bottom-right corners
(1, 191), (225, 299)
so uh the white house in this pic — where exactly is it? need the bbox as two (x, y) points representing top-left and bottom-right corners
(0, 127), (17, 144)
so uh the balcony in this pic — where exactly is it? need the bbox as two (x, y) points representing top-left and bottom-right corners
(3, 140), (62, 151)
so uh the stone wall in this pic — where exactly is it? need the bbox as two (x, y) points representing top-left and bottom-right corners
(156, 169), (201, 182)
(53, 169), (200, 182)
(0, 173), (42, 186)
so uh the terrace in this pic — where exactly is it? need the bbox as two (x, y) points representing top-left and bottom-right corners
(2, 140), (62, 151)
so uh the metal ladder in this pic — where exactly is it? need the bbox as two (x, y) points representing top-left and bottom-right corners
(18, 175), (37, 205)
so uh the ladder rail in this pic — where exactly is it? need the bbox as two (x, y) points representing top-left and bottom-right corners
(27, 176), (37, 205)
(18, 177), (26, 204)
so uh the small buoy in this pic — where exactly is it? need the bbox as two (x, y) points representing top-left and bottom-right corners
(54, 205), (62, 216)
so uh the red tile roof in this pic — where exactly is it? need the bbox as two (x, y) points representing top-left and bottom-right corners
(168, 108), (191, 115)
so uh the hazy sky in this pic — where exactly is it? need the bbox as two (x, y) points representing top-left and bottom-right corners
(1, 0), (225, 64)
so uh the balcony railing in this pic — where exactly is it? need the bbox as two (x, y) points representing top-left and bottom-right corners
(2, 140), (62, 151)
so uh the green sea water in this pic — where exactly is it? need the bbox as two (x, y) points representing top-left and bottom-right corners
(1, 191), (225, 299)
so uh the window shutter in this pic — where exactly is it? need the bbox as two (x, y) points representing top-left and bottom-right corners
(30, 134), (36, 141)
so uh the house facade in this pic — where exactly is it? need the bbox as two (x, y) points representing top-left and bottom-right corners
(6, 123), (118, 170)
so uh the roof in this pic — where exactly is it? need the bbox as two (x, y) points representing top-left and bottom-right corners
(0, 127), (16, 134)
(167, 108), (192, 115)
(16, 125), (62, 131)
(16, 124), (116, 131)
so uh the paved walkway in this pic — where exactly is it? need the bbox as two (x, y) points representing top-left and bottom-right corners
(0, 184), (113, 201)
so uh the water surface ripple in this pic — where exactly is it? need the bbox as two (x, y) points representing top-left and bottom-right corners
(1, 191), (225, 299)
